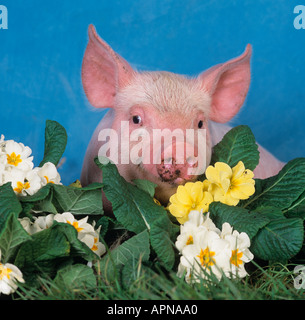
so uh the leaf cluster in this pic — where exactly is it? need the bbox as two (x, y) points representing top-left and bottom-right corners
(1, 121), (305, 296)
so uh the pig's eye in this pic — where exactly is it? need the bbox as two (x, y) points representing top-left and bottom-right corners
(198, 120), (204, 129)
(132, 115), (142, 124)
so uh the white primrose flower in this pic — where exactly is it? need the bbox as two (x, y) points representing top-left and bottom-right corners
(33, 214), (55, 233)
(80, 229), (106, 258)
(0, 135), (6, 156)
(220, 223), (254, 279)
(179, 228), (230, 283)
(0, 250), (24, 295)
(35, 162), (62, 185)
(2, 140), (34, 172)
(54, 212), (105, 257)
(0, 136), (62, 196)
(175, 210), (220, 253)
(0, 162), (5, 185)
(54, 212), (95, 234)
(4, 168), (43, 196)
(176, 211), (254, 284)
(18, 211), (106, 258)
(19, 214), (55, 235)
(18, 217), (37, 235)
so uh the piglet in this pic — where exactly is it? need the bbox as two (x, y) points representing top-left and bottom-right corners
(80, 25), (284, 208)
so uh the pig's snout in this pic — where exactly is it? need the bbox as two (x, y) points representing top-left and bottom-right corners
(156, 154), (199, 185)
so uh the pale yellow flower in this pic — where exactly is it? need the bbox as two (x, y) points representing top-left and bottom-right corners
(168, 181), (213, 224)
(205, 161), (255, 206)
(0, 250), (24, 295)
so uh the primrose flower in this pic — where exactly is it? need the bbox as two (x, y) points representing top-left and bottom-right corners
(54, 212), (105, 257)
(18, 217), (37, 235)
(54, 212), (95, 234)
(33, 214), (55, 233)
(2, 140), (34, 172)
(0, 162), (5, 185)
(175, 210), (219, 252)
(19, 214), (55, 235)
(19, 212), (105, 257)
(80, 228), (106, 258)
(176, 210), (253, 284)
(0, 250), (24, 295)
(0, 136), (61, 197)
(178, 228), (230, 283)
(4, 168), (42, 196)
(168, 181), (213, 224)
(205, 161), (255, 206)
(220, 223), (254, 278)
(35, 162), (62, 185)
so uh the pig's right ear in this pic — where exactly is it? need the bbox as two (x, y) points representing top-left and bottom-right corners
(198, 45), (252, 123)
(82, 25), (135, 108)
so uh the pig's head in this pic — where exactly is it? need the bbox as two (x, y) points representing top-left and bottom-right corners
(82, 25), (252, 204)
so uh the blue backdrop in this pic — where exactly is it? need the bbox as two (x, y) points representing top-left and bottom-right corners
(1, 0), (304, 184)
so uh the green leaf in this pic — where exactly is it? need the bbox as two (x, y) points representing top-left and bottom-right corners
(250, 217), (304, 261)
(52, 184), (104, 215)
(19, 184), (57, 214)
(95, 159), (161, 233)
(150, 217), (176, 270)
(99, 230), (150, 282)
(0, 213), (31, 263)
(14, 224), (71, 281)
(242, 158), (305, 211)
(211, 125), (259, 171)
(14, 223), (96, 284)
(133, 179), (157, 198)
(39, 120), (67, 167)
(95, 216), (110, 238)
(283, 190), (305, 219)
(209, 202), (270, 239)
(19, 184), (52, 203)
(0, 183), (22, 232)
(95, 158), (178, 270)
(19, 183), (104, 215)
(54, 264), (96, 291)
(121, 256), (144, 289)
(52, 222), (97, 261)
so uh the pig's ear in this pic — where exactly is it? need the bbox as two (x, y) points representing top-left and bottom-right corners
(198, 44), (252, 123)
(82, 25), (135, 108)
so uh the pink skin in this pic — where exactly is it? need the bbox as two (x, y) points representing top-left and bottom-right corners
(80, 25), (285, 208)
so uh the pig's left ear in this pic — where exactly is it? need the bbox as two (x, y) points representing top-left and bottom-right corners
(198, 45), (252, 123)
(82, 25), (135, 108)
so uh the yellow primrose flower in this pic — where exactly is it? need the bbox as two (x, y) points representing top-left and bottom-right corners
(205, 161), (255, 206)
(168, 181), (213, 224)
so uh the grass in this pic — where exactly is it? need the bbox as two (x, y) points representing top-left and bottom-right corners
(11, 260), (305, 300)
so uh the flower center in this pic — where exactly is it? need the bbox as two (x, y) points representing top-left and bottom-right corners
(14, 181), (30, 194)
(230, 249), (243, 267)
(186, 235), (193, 245)
(0, 263), (12, 280)
(67, 220), (84, 233)
(7, 152), (22, 166)
(91, 237), (98, 251)
(197, 247), (216, 268)
(44, 176), (54, 184)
